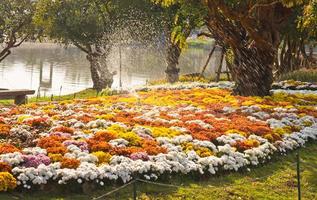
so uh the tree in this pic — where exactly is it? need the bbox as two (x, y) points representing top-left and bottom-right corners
(0, 0), (35, 62)
(152, 1), (205, 83)
(302, 0), (317, 37)
(300, 0), (317, 65)
(204, 1), (301, 96)
(159, 0), (304, 96)
(276, 2), (317, 77)
(34, 0), (117, 91)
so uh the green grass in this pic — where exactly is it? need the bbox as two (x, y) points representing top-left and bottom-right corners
(187, 38), (214, 48)
(29, 89), (100, 102)
(1, 142), (316, 200)
(278, 69), (317, 83)
(0, 88), (122, 106)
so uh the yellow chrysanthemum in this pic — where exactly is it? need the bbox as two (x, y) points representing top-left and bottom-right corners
(0, 172), (17, 191)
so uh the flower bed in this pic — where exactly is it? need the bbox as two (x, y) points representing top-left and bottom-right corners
(272, 80), (317, 91)
(0, 82), (317, 191)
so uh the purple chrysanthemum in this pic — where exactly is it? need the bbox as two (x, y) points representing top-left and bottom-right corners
(23, 154), (51, 168)
(130, 152), (149, 161)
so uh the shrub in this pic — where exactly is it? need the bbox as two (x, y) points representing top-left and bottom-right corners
(48, 153), (63, 162)
(141, 140), (167, 155)
(92, 151), (112, 164)
(278, 69), (317, 83)
(23, 117), (51, 128)
(88, 140), (112, 152)
(235, 139), (260, 151)
(0, 162), (12, 173)
(93, 131), (117, 142)
(22, 154), (51, 168)
(37, 136), (69, 149)
(0, 144), (20, 154)
(46, 146), (67, 155)
(0, 172), (17, 191)
(51, 126), (74, 134)
(0, 124), (11, 138)
(60, 158), (80, 169)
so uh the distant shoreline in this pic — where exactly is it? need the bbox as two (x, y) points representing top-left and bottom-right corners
(19, 42), (74, 49)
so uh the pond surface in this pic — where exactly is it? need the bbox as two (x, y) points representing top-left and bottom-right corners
(0, 42), (224, 96)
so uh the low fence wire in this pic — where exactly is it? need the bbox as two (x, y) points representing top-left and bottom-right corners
(93, 180), (137, 200)
(91, 151), (310, 200)
(92, 178), (182, 200)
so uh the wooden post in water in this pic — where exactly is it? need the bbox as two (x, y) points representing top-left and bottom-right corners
(59, 86), (62, 100)
(36, 87), (41, 102)
(119, 44), (122, 89)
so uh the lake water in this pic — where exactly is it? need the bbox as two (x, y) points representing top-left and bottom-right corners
(0, 42), (224, 96)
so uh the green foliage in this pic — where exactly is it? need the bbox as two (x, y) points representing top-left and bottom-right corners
(0, 0), (36, 61)
(282, 0), (306, 7)
(152, 0), (206, 49)
(0, 88), (126, 106)
(148, 74), (210, 85)
(152, 0), (178, 7)
(34, 0), (115, 51)
(34, 0), (167, 51)
(302, 0), (317, 38)
(278, 69), (317, 82)
(0, 0), (35, 42)
(187, 38), (214, 48)
(225, 47), (234, 65)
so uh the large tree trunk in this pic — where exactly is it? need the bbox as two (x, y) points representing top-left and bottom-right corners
(205, 26), (276, 96)
(86, 54), (114, 91)
(204, 1), (291, 96)
(231, 48), (274, 96)
(165, 42), (181, 83)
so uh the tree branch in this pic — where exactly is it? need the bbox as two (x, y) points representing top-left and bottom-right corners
(248, 1), (280, 14)
(13, 35), (29, 47)
(197, 32), (212, 38)
(73, 41), (90, 54)
(212, 0), (274, 50)
(0, 50), (11, 62)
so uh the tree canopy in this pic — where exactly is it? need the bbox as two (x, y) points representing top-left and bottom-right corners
(155, 0), (309, 96)
(302, 0), (317, 37)
(151, 0), (206, 83)
(2, 0), (317, 96)
(0, 0), (36, 62)
(34, 0), (120, 91)
(153, 0), (205, 48)
(34, 0), (116, 54)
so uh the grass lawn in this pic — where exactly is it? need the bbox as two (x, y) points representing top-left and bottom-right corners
(0, 89), (107, 106)
(278, 69), (317, 83)
(187, 38), (214, 48)
(1, 142), (316, 200)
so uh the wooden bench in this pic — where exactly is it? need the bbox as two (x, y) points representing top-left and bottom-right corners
(0, 89), (35, 105)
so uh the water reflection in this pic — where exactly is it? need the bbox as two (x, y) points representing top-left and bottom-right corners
(0, 42), (222, 96)
(39, 61), (53, 89)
